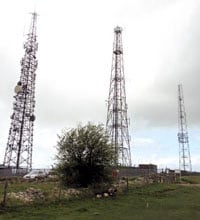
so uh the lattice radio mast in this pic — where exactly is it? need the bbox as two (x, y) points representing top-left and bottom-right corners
(106, 26), (132, 167)
(3, 12), (38, 170)
(177, 84), (192, 172)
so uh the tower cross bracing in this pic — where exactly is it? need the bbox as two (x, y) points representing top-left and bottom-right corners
(106, 26), (132, 167)
(177, 84), (192, 172)
(3, 12), (38, 170)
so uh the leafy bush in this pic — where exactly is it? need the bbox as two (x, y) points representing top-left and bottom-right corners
(56, 123), (114, 187)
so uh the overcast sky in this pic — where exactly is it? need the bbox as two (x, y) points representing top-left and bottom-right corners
(0, 0), (200, 170)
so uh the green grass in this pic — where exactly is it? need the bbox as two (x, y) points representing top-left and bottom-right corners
(0, 176), (200, 220)
(0, 179), (59, 207)
(0, 178), (57, 193)
(181, 175), (200, 184)
(1, 180), (200, 220)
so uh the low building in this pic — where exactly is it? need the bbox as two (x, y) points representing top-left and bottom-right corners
(0, 165), (12, 177)
(0, 165), (28, 177)
(139, 164), (157, 173)
(118, 164), (157, 177)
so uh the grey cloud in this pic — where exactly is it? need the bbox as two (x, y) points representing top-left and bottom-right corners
(129, 5), (200, 128)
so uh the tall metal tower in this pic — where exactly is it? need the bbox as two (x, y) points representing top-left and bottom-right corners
(106, 26), (132, 167)
(3, 12), (38, 170)
(177, 84), (192, 172)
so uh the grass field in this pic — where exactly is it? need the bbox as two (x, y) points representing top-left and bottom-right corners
(1, 177), (200, 220)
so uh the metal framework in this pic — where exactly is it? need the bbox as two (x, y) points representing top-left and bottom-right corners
(106, 26), (132, 167)
(177, 84), (192, 172)
(3, 12), (38, 170)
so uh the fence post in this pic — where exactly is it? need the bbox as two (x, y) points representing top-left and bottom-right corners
(126, 177), (129, 190)
(1, 180), (8, 207)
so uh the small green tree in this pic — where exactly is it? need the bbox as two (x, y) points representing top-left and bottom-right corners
(56, 123), (114, 187)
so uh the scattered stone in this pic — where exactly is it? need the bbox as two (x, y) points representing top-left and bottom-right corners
(8, 188), (45, 203)
(96, 194), (102, 198)
(94, 212), (100, 215)
(103, 193), (109, 197)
